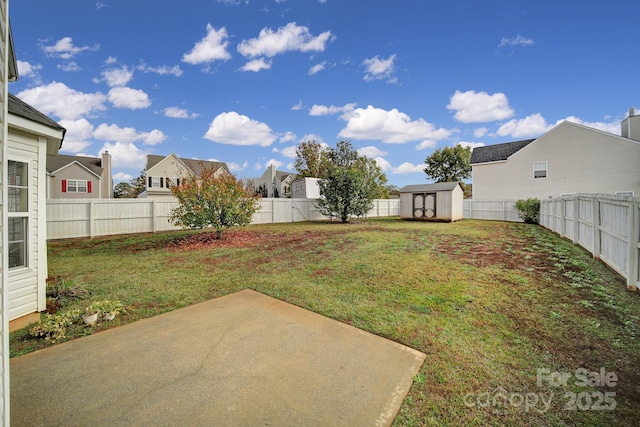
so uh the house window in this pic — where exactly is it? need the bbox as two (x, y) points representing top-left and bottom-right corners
(150, 177), (162, 188)
(66, 179), (88, 193)
(533, 161), (547, 179)
(8, 160), (29, 269)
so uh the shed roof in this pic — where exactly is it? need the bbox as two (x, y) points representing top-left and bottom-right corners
(9, 93), (66, 134)
(470, 139), (535, 164)
(400, 182), (461, 193)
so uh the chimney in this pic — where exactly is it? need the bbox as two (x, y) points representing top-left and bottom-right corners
(101, 151), (113, 198)
(621, 108), (640, 141)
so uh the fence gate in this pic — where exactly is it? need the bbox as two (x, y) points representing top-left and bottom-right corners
(413, 193), (436, 219)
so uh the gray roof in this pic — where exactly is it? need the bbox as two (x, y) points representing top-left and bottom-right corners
(146, 154), (230, 175)
(9, 93), (66, 134)
(47, 154), (103, 176)
(470, 139), (535, 164)
(400, 182), (461, 193)
(276, 171), (298, 181)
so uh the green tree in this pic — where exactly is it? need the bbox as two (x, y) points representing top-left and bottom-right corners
(129, 170), (147, 197)
(293, 140), (328, 178)
(423, 144), (471, 183)
(316, 140), (387, 223)
(169, 165), (260, 239)
(113, 182), (133, 198)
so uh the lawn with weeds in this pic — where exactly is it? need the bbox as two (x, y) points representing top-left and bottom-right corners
(11, 218), (640, 426)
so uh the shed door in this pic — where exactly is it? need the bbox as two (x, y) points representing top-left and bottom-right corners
(413, 193), (436, 219)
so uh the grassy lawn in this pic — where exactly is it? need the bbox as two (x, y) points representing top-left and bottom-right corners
(11, 218), (640, 426)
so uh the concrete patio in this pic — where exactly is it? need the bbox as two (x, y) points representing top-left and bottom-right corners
(11, 289), (426, 426)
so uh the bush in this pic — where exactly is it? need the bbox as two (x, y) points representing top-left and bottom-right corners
(515, 198), (540, 224)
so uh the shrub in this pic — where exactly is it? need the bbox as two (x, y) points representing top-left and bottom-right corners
(29, 309), (82, 343)
(515, 198), (540, 224)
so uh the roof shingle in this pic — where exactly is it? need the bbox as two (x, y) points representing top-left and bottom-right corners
(470, 139), (535, 164)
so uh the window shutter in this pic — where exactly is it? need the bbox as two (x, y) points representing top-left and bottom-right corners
(148, 176), (152, 188)
(62, 179), (67, 192)
(160, 177), (164, 188)
(88, 181), (92, 193)
(177, 178), (180, 187)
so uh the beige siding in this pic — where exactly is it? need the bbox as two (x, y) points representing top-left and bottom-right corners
(472, 122), (640, 200)
(49, 164), (100, 199)
(0, 0), (8, 419)
(146, 154), (189, 198)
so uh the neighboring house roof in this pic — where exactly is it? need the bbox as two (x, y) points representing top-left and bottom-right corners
(47, 154), (103, 177)
(400, 182), (461, 193)
(8, 93), (66, 136)
(146, 154), (230, 175)
(275, 171), (298, 181)
(470, 139), (535, 164)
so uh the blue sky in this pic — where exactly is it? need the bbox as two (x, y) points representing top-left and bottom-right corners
(10, 0), (639, 187)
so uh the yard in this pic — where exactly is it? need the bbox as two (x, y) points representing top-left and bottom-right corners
(11, 218), (640, 426)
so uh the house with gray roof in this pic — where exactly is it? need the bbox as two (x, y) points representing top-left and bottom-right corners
(142, 153), (230, 199)
(46, 152), (113, 199)
(471, 111), (640, 200)
(256, 164), (299, 198)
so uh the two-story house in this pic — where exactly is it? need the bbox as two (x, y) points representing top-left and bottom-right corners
(46, 152), (113, 199)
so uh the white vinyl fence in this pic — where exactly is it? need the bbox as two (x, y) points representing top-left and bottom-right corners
(463, 200), (523, 222)
(46, 198), (400, 240)
(540, 194), (640, 291)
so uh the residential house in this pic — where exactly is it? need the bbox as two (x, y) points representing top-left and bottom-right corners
(291, 177), (320, 199)
(5, 93), (65, 330)
(471, 111), (640, 200)
(142, 153), (230, 199)
(46, 152), (113, 199)
(256, 164), (299, 198)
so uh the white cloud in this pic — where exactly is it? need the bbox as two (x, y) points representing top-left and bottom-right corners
(309, 102), (356, 116)
(338, 105), (452, 144)
(373, 157), (392, 171)
(447, 90), (514, 123)
(17, 82), (107, 120)
(204, 112), (277, 146)
(496, 113), (551, 138)
(309, 62), (326, 75)
(58, 118), (95, 153)
(272, 145), (297, 158)
(237, 22), (333, 58)
(357, 146), (388, 158)
(136, 62), (183, 77)
(264, 158), (284, 169)
(300, 133), (327, 145)
(416, 140), (437, 150)
(113, 172), (133, 181)
(499, 35), (534, 48)
(42, 37), (99, 59)
(291, 100), (304, 111)
(105, 56), (118, 65)
(58, 62), (81, 72)
(562, 116), (620, 135)
(102, 66), (133, 87)
(473, 127), (489, 138)
(108, 87), (151, 109)
(96, 2), (109, 10)
(98, 141), (146, 170)
(393, 162), (424, 174)
(94, 123), (166, 146)
(362, 54), (396, 83)
(227, 161), (249, 172)
(279, 131), (297, 143)
(17, 60), (42, 77)
(182, 24), (231, 65)
(457, 141), (485, 150)
(240, 58), (272, 72)
(163, 106), (199, 119)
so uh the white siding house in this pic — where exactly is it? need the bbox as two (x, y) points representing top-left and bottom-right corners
(471, 113), (640, 200)
(256, 164), (298, 198)
(7, 95), (64, 329)
(142, 154), (229, 199)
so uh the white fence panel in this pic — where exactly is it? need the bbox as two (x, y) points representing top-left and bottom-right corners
(463, 200), (523, 222)
(540, 194), (640, 291)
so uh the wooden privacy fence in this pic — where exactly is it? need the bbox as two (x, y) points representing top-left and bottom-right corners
(540, 194), (640, 291)
(46, 198), (400, 240)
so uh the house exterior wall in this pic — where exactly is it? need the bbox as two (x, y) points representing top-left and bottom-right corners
(291, 178), (320, 199)
(472, 122), (640, 200)
(257, 165), (276, 197)
(145, 154), (187, 199)
(0, 0), (9, 419)
(48, 164), (100, 199)
(7, 129), (47, 322)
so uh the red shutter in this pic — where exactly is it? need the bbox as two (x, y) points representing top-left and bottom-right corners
(62, 179), (67, 192)
(88, 181), (92, 193)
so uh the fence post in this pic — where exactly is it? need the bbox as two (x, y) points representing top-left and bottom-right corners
(592, 197), (600, 259)
(627, 201), (638, 291)
(573, 196), (579, 244)
(89, 200), (95, 238)
(152, 200), (157, 233)
(272, 198), (276, 224)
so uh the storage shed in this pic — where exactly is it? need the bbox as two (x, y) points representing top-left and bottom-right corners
(399, 182), (463, 222)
